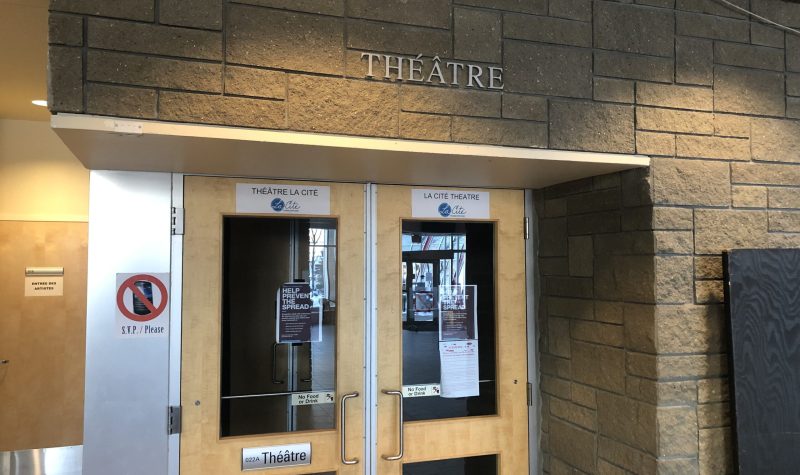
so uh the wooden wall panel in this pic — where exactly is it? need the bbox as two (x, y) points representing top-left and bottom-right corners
(0, 221), (87, 450)
(726, 249), (800, 475)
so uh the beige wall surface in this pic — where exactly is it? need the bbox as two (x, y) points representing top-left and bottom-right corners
(0, 0), (49, 122)
(0, 118), (89, 222)
(0, 118), (89, 450)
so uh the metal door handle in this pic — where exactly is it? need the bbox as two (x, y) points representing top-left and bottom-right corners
(340, 392), (359, 465)
(271, 343), (284, 384)
(381, 390), (404, 461)
(0, 360), (8, 365)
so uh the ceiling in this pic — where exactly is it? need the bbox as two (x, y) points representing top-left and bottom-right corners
(0, 0), (50, 121)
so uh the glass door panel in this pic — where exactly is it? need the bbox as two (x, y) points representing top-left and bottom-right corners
(220, 217), (338, 436)
(401, 221), (496, 422)
(403, 454), (498, 475)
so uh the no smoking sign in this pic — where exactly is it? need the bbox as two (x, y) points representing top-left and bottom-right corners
(115, 273), (169, 338)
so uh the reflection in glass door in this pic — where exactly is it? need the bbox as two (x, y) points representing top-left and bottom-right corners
(220, 217), (338, 436)
(401, 222), (496, 423)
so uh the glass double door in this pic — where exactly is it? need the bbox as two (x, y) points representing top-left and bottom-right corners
(180, 177), (528, 475)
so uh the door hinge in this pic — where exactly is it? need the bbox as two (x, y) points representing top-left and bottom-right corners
(524, 217), (530, 240)
(171, 207), (184, 236)
(168, 405), (182, 434)
(527, 382), (533, 407)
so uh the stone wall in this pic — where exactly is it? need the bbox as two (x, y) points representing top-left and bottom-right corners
(47, 0), (800, 474)
(534, 1), (800, 472)
(47, 0), (627, 149)
(536, 169), (664, 474)
(537, 166), (736, 474)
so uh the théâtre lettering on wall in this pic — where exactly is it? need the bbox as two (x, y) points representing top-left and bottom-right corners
(359, 51), (503, 90)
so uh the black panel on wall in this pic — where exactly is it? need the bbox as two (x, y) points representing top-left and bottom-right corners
(724, 249), (800, 475)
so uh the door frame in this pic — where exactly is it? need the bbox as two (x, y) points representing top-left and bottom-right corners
(167, 178), (540, 475)
(366, 184), (379, 474)
(168, 173), (184, 475)
(524, 190), (540, 475)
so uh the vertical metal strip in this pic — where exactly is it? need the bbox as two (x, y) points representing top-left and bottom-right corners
(288, 222), (296, 430)
(168, 173), (184, 475)
(524, 189), (540, 475)
(365, 184), (379, 475)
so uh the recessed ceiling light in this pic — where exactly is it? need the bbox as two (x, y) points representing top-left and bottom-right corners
(32, 100), (48, 107)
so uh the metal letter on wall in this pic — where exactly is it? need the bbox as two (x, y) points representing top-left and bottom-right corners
(358, 51), (503, 91)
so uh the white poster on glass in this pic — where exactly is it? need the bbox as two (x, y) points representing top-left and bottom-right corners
(439, 339), (480, 398)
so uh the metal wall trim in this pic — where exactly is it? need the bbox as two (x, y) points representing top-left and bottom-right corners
(168, 173), (185, 475)
(366, 184), (379, 475)
(83, 171), (172, 475)
(524, 189), (541, 475)
(0, 445), (82, 475)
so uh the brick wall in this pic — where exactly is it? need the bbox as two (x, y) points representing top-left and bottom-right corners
(47, 0), (800, 474)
